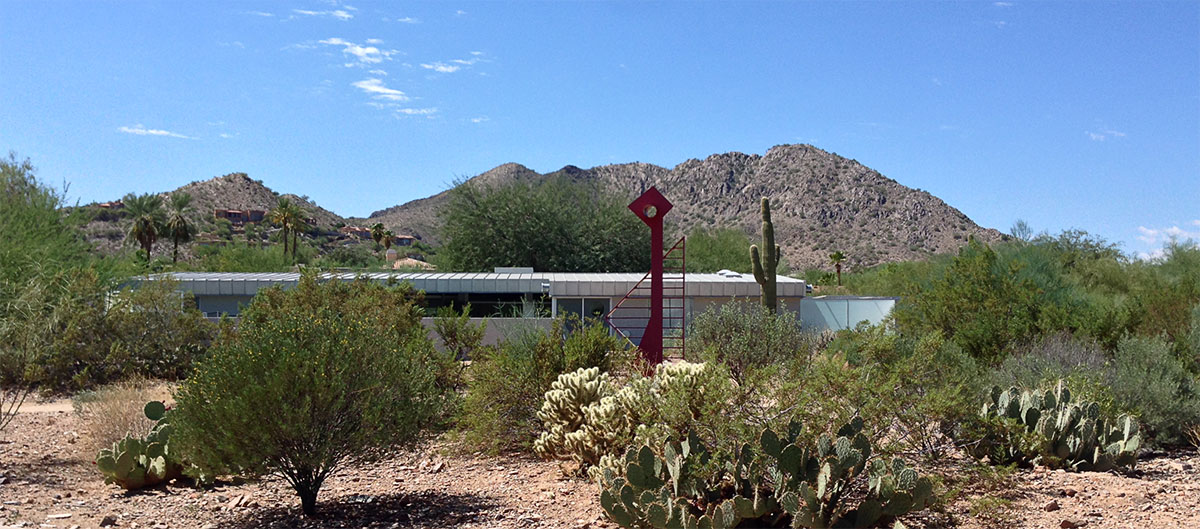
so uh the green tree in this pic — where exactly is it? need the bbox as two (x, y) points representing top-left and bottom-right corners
(370, 222), (385, 246)
(124, 193), (166, 261)
(829, 251), (847, 287)
(382, 229), (395, 251)
(165, 192), (195, 263)
(172, 273), (450, 516)
(684, 227), (753, 273)
(269, 198), (309, 262)
(439, 176), (649, 272)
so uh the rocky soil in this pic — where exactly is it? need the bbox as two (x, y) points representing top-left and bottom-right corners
(3, 407), (1197, 529)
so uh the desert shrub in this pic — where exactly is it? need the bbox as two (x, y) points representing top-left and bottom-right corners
(23, 275), (214, 391)
(172, 273), (449, 516)
(72, 377), (165, 456)
(455, 315), (627, 453)
(990, 333), (1117, 415)
(688, 301), (810, 382)
(192, 243), (303, 272)
(1108, 335), (1200, 446)
(817, 326), (983, 459)
(319, 244), (383, 269)
(431, 304), (484, 396)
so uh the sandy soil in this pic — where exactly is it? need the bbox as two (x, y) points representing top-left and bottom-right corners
(2, 406), (1197, 529)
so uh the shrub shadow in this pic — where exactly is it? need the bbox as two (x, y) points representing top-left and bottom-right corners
(223, 490), (501, 529)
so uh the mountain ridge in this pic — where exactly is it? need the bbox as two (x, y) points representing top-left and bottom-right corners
(352, 143), (1005, 270)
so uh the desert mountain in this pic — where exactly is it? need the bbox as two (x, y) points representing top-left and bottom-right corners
(354, 144), (1005, 270)
(83, 173), (345, 255)
(167, 172), (344, 228)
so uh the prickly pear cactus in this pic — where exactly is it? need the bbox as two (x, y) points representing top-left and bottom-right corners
(598, 433), (772, 529)
(95, 401), (184, 490)
(973, 380), (1141, 471)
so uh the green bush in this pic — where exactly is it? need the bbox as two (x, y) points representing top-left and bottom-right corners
(455, 315), (627, 453)
(1108, 335), (1200, 446)
(688, 301), (811, 383)
(19, 274), (214, 392)
(172, 273), (449, 516)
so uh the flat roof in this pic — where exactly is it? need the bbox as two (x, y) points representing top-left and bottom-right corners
(147, 271), (806, 299)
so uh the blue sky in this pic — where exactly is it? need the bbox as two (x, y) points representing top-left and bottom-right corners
(1, 1), (1196, 259)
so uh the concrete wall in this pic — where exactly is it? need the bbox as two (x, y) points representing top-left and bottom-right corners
(421, 317), (555, 350)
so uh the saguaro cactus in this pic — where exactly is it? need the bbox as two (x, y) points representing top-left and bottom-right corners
(750, 197), (781, 313)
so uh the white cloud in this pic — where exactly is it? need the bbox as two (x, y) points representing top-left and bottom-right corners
(993, 2), (1013, 7)
(219, 133), (237, 139)
(351, 78), (409, 101)
(118, 125), (194, 139)
(396, 107), (437, 116)
(1086, 128), (1127, 142)
(1136, 248), (1166, 261)
(218, 41), (245, 48)
(292, 9), (353, 20)
(470, 116), (489, 123)
(319, 37), (398, 66)
(368, 69), (388, 76)
(422, 53), (485, 74)
(456, 9), (467, 16)
(1136, 223), (1200, 245)
(421, 62), (461, 73)
(245, 10), (274, 17)
(394, 16), (419, 23)
(366, 38), (383, 44)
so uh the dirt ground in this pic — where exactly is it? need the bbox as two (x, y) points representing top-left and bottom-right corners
(2, 405), (1198, 529)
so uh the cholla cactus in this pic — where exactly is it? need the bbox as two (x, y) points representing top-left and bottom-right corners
(95, 401), (184, 490)
(534, 367), (613, 463)
(975, 380), (1141, 471)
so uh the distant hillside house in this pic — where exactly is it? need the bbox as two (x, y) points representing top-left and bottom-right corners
(339, 226), (373, 239)
(393, 234), (415, 247)
(97, 200), (124, 209)
(214, 209), (266, 225)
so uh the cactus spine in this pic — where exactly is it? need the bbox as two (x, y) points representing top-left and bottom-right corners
(751, 197), (781, 313)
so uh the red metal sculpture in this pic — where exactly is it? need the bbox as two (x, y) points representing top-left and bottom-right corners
(627, 187), (672, 365)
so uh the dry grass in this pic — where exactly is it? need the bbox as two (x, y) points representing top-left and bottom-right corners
(72, 377), (173, 456)
(1186, 424), (1200, 451)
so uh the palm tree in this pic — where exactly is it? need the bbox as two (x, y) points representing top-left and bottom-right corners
(829, 251), (847, 287)
(123, 193), (165, 261)
(370, 223), (385, 246)
(270, 198), (297, 259)
(165, 192), (195, 263)
(382, 229), (394, 251)
(270, 198), (309, 262)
